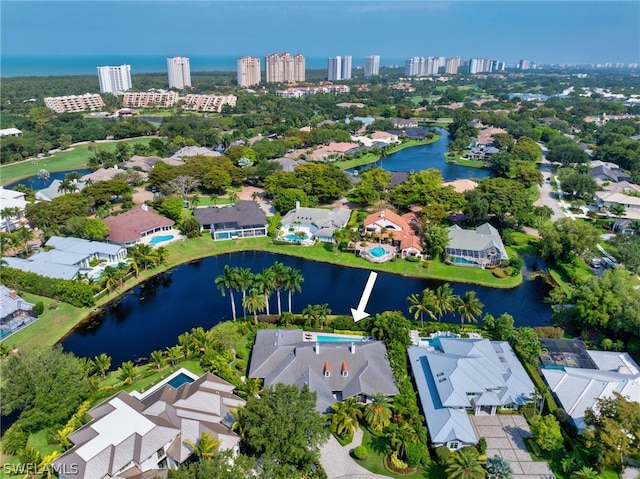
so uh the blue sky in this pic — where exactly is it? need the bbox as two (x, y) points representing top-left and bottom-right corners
(2, 1), (639, 64)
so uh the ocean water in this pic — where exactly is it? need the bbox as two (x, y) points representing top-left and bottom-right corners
(1, 54), (405, 78)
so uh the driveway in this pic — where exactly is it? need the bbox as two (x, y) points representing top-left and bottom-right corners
(535, 157), (565, 221)
(320, 428), (391, 479)
(471, 415), (554, 479)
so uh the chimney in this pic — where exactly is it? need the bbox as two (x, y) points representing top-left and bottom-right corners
(295, 201), (300, 210)
(8, 290), (18, 300)
(380, 210), (385, 218)
(324, 361), (330, 377)
(350, 342), (355, 354)
(315, 342), (320, 354)
(341, 360), (348, 377)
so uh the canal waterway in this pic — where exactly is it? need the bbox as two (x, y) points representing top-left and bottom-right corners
(351, 128), (492, 182)
(4, 168), (92, 190)
(61, 251), (551, 366)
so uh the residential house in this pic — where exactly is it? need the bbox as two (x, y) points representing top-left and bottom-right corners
(193, 202), (268, 240)
(307, 142), (360, 162)
(280, 204), (351, 243)
(80, 167), (125, 183)
(466, 145), (499, 160)
(590, 160), (631, 183)
(613, 218), (639, 235)
(370, 131), (400, 144)
(0, 187), (27, 231)
(390, 118), (419, 129)
(35, 179), (86, 202)
(445, 223), (508, 268)
(542, 349), (640, 432)
(103, 205), (175, 246)
(169, 146), (221, 161)
(121, 155), (183, 173)
(408, 338), (534, 449)
(443, 179), (479, 193)
(1, 236), (127, 280)
(269, 157), (306, 172)
(0, 286), (36, 338)
(53, 373), (245, 479)
(596, 190), (640, 219)
(363, 209), (423, 258)
(0, 127), (23, 137)
(248, 329), (399, 413)
(388, 128), (429, 140)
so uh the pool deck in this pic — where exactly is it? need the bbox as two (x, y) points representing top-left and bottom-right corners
(353, 241), (396, 263)
(139, 228), (184, 248)
(302, 331), (372, 342)
(130, 367), (199, 400)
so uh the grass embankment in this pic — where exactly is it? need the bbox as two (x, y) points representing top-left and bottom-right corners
(444, 153), (487, 169)
(4, 235), (522, 351)
(333, 135), (441, 170)
(0, 137), (153, 186)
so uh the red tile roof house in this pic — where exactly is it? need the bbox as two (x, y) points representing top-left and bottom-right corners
(103, 205), (175, 247)
(363, 209), (423, 259)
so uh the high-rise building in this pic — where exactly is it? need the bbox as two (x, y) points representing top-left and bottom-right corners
(405, 57), (423, 76)
(167, 56), (191, 89)
(445, 57), (460, 74)
(469, 58), (494, 74)
(519, 59), (533, 70)
(327, 55), (352, 81)
(364, 55), (380, 77)
(97, 65), (132, 93)
(237, 56), (261, 87)
(265, 52), (305, 83)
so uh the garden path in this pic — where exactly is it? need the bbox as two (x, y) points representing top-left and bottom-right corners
(320, 428), (391, 479)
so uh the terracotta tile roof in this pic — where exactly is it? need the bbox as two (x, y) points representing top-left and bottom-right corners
(364, 209), (422, 252)
(103, 205), (174, 244)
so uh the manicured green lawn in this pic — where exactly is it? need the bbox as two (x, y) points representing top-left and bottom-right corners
(0, 137), (152, 185)
(444, 154), (487, 169)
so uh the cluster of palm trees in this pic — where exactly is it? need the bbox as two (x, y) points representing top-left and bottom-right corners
(214, 262), (303, 322)
(94, 244), (168, 291)
(0, 224), (35, 257)
(407, 283), (484, 328)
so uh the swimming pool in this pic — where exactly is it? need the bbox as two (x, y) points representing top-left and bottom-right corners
(167, 372), (195, 389)
(149, 234), (174, 245)
(284, 234), (306, 242)
(367, 246), (387, 258)
(316, 335), (365, 342)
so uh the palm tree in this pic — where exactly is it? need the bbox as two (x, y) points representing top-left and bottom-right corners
(57, 177), (78, 194)
(251, 191), (260, 202)
(1, 206), (19, 232)
(118, 361), (137, 385)
(609, 203), (626, 219)
(39, 451), (61, 479)
(166, 345), (184, 365)
(326, 397), (362, 437)
(183, 431), (221, 461)
(154, 246), (169, 265)
(92, 353), (112, 378)
(254, 268), (275, 316)
(236, 377), (264, 400)
(364, 392), (393, 431)
(52, 425), (74, 449)
(283, 266), (304, 313)
(230, 408), (246, 441)
(100, 265), (121, 291)
(571, 466), (599, 479)
(229, 192), (239, 205)
(446, 448), (487, 479)
(434, 283), (457, 320)
(215, 265), (240, 321)
(243, 287), (267, 324)
(149, 350), (167, 370)
(385, 422), (419, 460)
(178, 332), (196, 356)
(270, 261), (288, 315)
(302, 303), (332, 329)
(236, 267), (254, 319)
(15, 226), (34, 256)
(190, 326), (213, 353)
(456, 291), (484, 325)
(407, 288), (438, 328)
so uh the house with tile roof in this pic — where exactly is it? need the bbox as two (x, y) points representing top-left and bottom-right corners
(193, 202), (267, 240)
(53, 373), (244, 479)
(35, 179), (86, 202)
(445, 223), (508, 268)
(280, 204), (351, 243)
(248, 329), (399, 413)
(103, 205), (174, 246)
(408, 338), (534, 450)
(0, 186), (27, 231)
(363, 209), (423, 259)
(542, 350), (640, 432)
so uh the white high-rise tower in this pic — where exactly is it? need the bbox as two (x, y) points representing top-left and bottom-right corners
(364, 55), (380, 77)
(97, 65), (132, 93)
(167, 56), (191, 89)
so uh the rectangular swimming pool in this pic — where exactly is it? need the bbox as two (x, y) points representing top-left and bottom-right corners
(167, 372), (195, 389)
(316, 335), (365, 342)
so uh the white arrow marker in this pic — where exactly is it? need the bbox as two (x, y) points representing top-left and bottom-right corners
(351, 271), (378, 322)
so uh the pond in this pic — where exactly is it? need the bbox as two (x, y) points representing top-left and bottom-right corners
(351, 128), (492, 182)
(60, 251), (552, 366)
(4, 168), (92, 190)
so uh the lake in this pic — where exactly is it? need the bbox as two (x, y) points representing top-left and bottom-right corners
(60, 251), (551, 366)
(351, 128), (492, 182)
(5, 168), (92, 190)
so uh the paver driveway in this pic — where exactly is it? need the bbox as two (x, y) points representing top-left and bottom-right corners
(471, 414), (555, 479)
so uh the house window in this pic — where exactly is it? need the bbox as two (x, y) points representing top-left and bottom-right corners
(449, 442), (459, 450)
(156, 446), (165, 458)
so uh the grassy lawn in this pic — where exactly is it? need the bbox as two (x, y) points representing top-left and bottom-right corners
(357, 427), (432, 478)
(0, 137), (152, 186)
(4, 235), (521, 351)
(444, 153), (487, 169)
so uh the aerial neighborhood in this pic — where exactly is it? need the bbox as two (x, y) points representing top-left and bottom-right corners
(1, 10), (640, 479)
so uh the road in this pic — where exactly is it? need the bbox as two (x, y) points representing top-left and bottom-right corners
(535, 146), (566, 221)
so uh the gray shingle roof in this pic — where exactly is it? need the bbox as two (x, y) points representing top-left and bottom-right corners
(0, 285), (34, 320)
(249, 329), (398, 412)
(46, 235), (125, 257)
(2, 256), (80, 280)
(447, 224), (508, 260)
(193, 202), (267, 228)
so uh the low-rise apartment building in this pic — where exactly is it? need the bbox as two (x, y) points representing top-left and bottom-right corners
(44, 93), (105, 113)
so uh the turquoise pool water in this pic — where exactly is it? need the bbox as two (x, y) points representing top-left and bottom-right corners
(368, 246), (387, 258)
(167, 372), (195, 389)
(316, 335), (364, 342)
(149, 234), (174, 245)
(284, 234), (304, 242)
